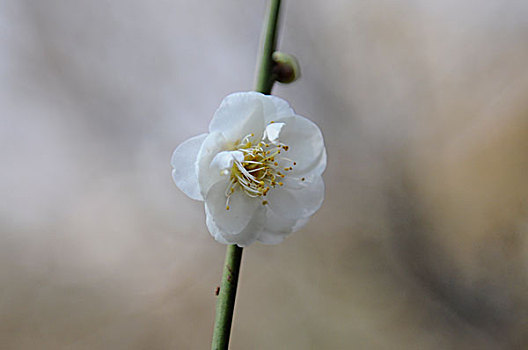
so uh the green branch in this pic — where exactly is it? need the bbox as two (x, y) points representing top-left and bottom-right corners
(255, 0), (282, 95)
(211, 245), (243, 350)
(211, 1), (282, 349)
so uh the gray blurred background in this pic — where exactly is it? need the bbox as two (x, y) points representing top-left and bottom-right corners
(1, 0), (528, 349)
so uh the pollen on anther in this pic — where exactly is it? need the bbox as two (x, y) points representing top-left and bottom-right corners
(274, 162), (278, 166)
(226, 206), (230, 210)
(278, 182), (284, 186)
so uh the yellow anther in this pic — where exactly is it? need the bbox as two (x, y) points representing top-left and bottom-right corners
(224, 126), (296, 207)
(270, 121), (275, 124)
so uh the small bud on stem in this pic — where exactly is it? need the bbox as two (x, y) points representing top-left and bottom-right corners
(272, 51), (301, 84)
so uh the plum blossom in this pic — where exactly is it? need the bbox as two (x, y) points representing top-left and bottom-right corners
(171, 92), (326, 246)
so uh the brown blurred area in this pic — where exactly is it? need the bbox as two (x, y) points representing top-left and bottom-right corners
(1, 0), (528, 349)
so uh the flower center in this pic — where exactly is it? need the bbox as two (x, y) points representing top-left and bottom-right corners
(224, 124), (297, 210)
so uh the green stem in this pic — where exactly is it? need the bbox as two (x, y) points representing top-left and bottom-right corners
(211, 245), (243, 350)
(211, 1), (282, 349)
(255, 0), (282, 95)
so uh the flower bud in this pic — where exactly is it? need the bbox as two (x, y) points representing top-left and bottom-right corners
(272, 52), (300, 84)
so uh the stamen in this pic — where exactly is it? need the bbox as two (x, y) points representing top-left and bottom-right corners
(221, 122), (298, 209)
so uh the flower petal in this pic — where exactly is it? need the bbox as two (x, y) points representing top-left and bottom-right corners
(210, 151), (244, 172)
(171, 133), (207, 201)
(257, 209), (310, 245)
(257, 231), (286, 245)
(263, 122), (285, 144)
(267, 175), (325, 220)
(205, 180), (260, 235)
(290, 146), (327, 179)
(209, 92), (266, 141)
(206, 209), (230, 245)
(263, 94), (295, 122)
(196, 131), (227, 198)
(275, 115), (326, 175)
(206, 204), (265, 247)
(209, 92), (296, 140)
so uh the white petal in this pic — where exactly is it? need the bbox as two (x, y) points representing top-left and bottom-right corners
(267, 175), (325, 220)
(209, 92), (266, 141)
(257, 208), (309, 245)
(205, 180), (260, 235)
(206, 210), (230, 244)
(205, 200), (265, 247)
(196, 131), (227, 198)
(263, 94), (295, 122)
(290, 147), (327, 179)
(264, 207), (297, 233)
(210, 151), (244, 172)
(263, 122), (285, 144)
(276, 115), (326, 175)
(209, 92), (296, 142)
(171, 133), (207, 200)
(292, 217), (310, 232)
(257, 231), (286, 245)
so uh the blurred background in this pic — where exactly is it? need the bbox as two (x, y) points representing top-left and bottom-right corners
(1, 0), (528, 348)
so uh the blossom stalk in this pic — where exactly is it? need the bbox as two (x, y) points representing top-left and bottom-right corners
(212, 1), (282, 349)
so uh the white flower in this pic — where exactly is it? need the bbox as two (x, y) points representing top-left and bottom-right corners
(171, 92), (326, 246)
